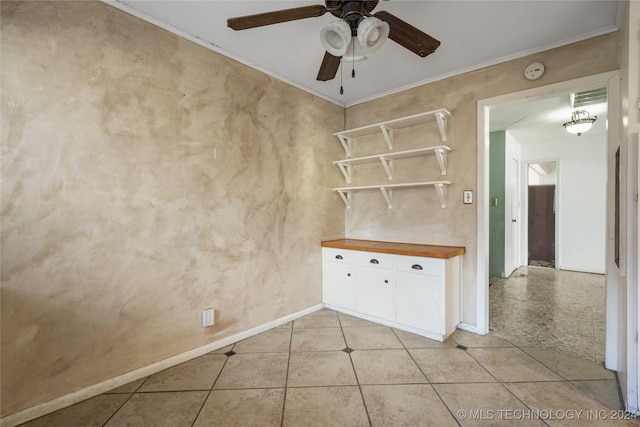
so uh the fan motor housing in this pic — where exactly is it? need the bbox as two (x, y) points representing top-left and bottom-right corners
(327, 0), (379, 19)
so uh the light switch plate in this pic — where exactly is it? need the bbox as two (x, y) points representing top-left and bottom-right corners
(201, 308), (215, 327)
(463, 190), (473, 204)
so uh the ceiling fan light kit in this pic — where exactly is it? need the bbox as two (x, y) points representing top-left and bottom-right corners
(343, 37), (368, 62)
(227, 1), (441, 84)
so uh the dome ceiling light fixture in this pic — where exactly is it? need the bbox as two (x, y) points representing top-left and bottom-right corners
(563, 110), (597, 136)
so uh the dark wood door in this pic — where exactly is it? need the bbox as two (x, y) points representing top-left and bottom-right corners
(528, 185), (555, 264)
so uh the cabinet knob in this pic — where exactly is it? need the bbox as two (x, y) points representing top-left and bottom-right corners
(335, 255), (343, 260)
(347, 273), (351, 277)
(384, 279), (389, 284)
(370, 259), (379, 264)
(411, 264), (423, 270)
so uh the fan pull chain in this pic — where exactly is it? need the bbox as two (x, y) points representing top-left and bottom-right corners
(352, 39), (356, 78)
(339, 61), (344, 95)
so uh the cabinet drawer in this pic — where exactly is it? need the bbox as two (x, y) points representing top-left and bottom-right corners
(323, 247), (358, 264)
(394, 256), (442, 277)
(357, 253), (393, 270)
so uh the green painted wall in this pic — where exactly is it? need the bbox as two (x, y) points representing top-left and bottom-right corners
(489, 131), (506, 279)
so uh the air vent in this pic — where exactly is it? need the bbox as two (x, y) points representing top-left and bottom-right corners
(571, 87), (607, 108)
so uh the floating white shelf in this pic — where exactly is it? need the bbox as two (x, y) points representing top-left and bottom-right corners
(334, 181), (451, 210)
(333, 145), (452, 184)
(333, 108), (451, 157)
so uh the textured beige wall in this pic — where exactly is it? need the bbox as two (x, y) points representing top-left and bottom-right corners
(344, 33), (620, 326)
(0, 1), (344, 416)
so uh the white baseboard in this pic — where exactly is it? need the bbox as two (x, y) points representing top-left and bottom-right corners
(457, 322), (481, 335)
(0, 304), (324, 427)
(557, 266), (606, 275)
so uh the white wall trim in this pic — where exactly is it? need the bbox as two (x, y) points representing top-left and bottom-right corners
(100, 0), (620, 110)
(100, 0), (344, 108)
(559, 267), (607, 275)
(0, 304), (324, 427)
(457, 322), (480, 334)
(346, 26), (619, 108)
(476, 106), (490, 335)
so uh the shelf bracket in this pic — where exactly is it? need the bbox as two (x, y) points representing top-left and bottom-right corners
(435, 112), (448, 142)
(379, 157), (393, 180)
(379, 125), (394, 150)
(380, 187), (393, 209)
(337, 135), (353, 157)
(337, 190), (352, 209)
(337, 162), (352, 184)
(434, 183), (446, 208)
(434, 148), (447, 176)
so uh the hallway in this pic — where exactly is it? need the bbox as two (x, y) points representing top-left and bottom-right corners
(490, 266), (606, 363)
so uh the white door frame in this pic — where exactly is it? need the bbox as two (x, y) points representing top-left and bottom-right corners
(476, 70), (619, 337)
(504, 152), (521, 276)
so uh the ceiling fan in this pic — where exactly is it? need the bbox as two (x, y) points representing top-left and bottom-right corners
(227, 1), (441, 82)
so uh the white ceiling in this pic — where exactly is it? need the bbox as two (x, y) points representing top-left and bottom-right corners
(105, 0), (623, 107)
(490, 90), (608, 145)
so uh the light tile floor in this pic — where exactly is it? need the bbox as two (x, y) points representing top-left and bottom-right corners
(20, 308), (639, 426)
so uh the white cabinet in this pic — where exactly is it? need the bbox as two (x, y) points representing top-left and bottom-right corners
(395, 256), (443, 334)
(356, 253), (394, 320)
(322, 248), (357, 311)
(321, 240), (464, 342)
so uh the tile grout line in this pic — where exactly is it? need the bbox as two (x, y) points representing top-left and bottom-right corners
(389, 328), (464, 427)
(337, 312), (373, 426)
(279, 323), (295, 427)
(188, 346), (235, 427)
(509, 339), (618, 385)
(460, 341), (606, 426)
(451, 343), (548, 427)
(100, 372), (150, 426)
(614, 371), (626, 411)
(389, 327), (430, 383)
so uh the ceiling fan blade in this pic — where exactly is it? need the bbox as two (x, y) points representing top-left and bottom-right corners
(316, 52), (341, 81)
(228, 5), (327, 31)
(374, 11), (441, 57)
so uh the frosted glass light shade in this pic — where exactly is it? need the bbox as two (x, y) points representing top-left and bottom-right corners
(564, 122), (593, 135)
(357, 17), (389, 53)
(320, 20), (352, 56)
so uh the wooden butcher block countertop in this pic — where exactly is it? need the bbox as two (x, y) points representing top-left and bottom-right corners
(321, 239), (465, 259)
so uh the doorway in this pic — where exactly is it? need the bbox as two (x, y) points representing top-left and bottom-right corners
(476, 70), (633, 414)
(477, 72), (616, 335)
(527, 161), (557, 268)
(484, 86), (608, 363)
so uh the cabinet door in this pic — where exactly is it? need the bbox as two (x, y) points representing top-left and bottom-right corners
(323, 262), (357, 311)
(357, 266), (394, 320)
(395, 272), (442, 334)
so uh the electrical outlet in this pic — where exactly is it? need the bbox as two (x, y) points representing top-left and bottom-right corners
(201, 308), (215, 327)
(463, 190), (473, 204)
